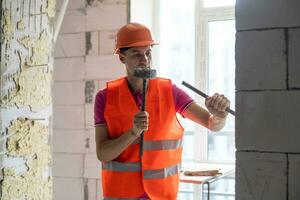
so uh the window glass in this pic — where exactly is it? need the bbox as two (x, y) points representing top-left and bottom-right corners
(207, 20), (236, 161)
(159, 0), (195, 88)
(158, 0), (195, 138)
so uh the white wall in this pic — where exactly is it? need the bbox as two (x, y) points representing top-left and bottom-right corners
(53, 0), (127, 199)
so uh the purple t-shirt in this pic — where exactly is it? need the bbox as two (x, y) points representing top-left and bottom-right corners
(94, 84), (194, 126)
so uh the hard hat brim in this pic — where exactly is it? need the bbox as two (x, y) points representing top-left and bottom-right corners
(115, 41), (159, 54)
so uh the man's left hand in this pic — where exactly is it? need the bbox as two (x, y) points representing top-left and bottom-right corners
(205, 93), (230, 119)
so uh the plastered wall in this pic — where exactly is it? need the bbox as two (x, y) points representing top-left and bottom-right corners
(235, 0), (300, 199)
(0, 0), (55, 199)
(53, 0), (127, 199)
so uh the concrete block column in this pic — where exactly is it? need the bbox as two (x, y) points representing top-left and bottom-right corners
(236, 0), (300, 199)
(236, 152), (287, 200)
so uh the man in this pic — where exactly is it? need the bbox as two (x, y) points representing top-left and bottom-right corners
(94, 23), (230, 200)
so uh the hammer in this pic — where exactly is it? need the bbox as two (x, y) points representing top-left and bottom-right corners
(134, 68), (157, 157)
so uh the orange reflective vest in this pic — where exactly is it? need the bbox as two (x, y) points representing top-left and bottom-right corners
(103, 77), (184, 200)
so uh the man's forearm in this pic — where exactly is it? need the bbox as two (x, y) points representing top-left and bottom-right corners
(208, 115), (226, 132)
(97, 129), (138, 162)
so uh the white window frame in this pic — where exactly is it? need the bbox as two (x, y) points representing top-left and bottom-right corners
(194, 0), (235, 164)
(130, 1), (236, 199)
(131, 0), (236, 164)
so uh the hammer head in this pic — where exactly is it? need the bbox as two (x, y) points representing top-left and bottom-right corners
(134, 68), (157, 79)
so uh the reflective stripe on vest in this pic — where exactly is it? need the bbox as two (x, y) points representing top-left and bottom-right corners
(130, 139), (182, 149)
(143, 139), (182, 151)
(103, 161), (180, 179)
(102, 161), (141, 172)
(144, 164), (180, 179)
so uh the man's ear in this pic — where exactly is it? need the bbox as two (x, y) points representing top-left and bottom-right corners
(119, 53), (126, 64)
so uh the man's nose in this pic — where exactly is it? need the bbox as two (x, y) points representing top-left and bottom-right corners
(139, 54), (149, 65)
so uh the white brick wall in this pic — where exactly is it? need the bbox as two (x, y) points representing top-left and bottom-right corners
(96, 179), (103, 199)
(100, 0), (127, 4)
(54, 57), (85, 81)
(54, 33), (86, 58)
(86, 129), (96, 154)
(85, 104), (94, 129)
(85, 55), (126, 79)
(84, 154), (101, 179)
(53, 178), (84, 200)
(53, 105), (85, 129)
(56, 0), (85, 10)
(87, 32), (99, 56)
(87, 179), (97, 200)
(53, 1), (128, 199)
(59, 9), (86, 34)
(53, 81), (85, 105)
(52, 129), (86, 153)
(86, 4), (127, 31)
(53, 153), (84, 177)
(99, 30), (118, 55)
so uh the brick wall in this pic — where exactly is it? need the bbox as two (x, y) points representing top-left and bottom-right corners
(53, 0), (127, 199)
(235, 0), (300, 199)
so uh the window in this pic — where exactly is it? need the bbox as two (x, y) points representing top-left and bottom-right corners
(207, 20), (235, 162)
(130, 0), (235, 199)
(154, 0), (196, 165)
(195, 1), (236, 163)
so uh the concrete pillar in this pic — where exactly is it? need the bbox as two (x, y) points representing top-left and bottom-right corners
(0, 0), (56, 199)
(236, 0), (300, 199)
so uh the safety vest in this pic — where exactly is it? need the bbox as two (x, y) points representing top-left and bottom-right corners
(103, 77), (184, 200)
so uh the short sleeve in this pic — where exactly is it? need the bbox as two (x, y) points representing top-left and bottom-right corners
(172, 84), (194, 115)
(94, 89), (107, 126)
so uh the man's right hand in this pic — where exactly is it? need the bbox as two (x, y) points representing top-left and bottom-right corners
(131, 111), (149, 137)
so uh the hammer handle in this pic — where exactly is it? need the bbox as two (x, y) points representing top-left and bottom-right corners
(141, 79), (146, 111)
(140, 79), (147, 157)
(182, 81), (235, 116)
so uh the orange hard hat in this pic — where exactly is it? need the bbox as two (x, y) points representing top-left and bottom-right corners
(115, 22), (158, 54)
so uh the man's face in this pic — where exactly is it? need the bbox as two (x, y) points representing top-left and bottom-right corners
(119, 46), (152, 78)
